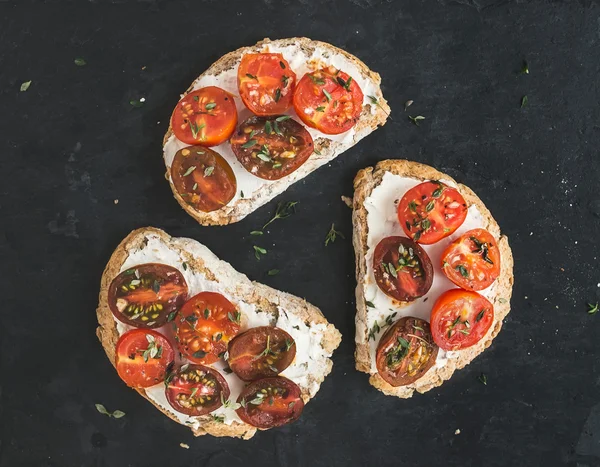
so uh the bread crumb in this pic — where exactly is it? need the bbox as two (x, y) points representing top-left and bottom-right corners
(341, 196), (353, 208)
(114, 199), (119, 205)
(455, 429), (461, 435)
(180, 443), (189, 449)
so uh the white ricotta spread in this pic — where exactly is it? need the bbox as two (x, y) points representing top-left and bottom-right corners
(114, 234), (332, 427)
(360, 172), (496, 374)
(163, 41), (380, 202)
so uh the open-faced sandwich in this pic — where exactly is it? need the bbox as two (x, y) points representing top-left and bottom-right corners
(163, 37), (390, 225)
(96, 228), (341, 438)
(352, 160), (514, 397)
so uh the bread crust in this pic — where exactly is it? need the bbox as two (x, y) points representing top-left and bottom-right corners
(96, 227), (341, 438)
(352, 160), (514, 398)
(163, 37), (390, 226)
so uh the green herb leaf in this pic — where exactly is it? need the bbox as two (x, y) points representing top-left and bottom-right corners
(204, 308), (210, 319)
(478, 373), (487, 385)
(95, 404), (109, 416)
(193, 96), (199, 102)
(182, 262), (188, 271)
(167, 311), (177, 322)
(112, 410), (126, 419)
(74, 58), (87, 66)
(323, 89), (332, 102)
(205, 102), (216, 110)
(588, 303), (599, 315)
(309, 74), (325, 85)
(404, 100), (414, 111)
(498, 298), (508, 304)
(521, 95), (528, 108)
(409, 115), (425, 126)
(192, 350), (207, 359)
(274, 88), (281, 102)
(267, 269), (280, 276)
(130, 99), (145, 108)
(365, 301), (375, 308)
(279, 61), (286, 69)
(204, 166), (214, 177)
(183, 166), (196, 176)
(250, 230), (263, 236)
(240, 190), (245, 198)
(475, 309), (486, 322)
(325, 223), (345, 246)
(20, 80), (32, 92)
(254, 245), (267, 255)
(276, 115), (291, 122)
(246, 73), (258, 80)
(192, 183), (198, 190)
(314, 148), (321, 155)
(425, 200), (435, 212)
(432, 185), (444, 198)
(316, 106), (325, 112)
(228, 311), (241, 324)
(388, 263), (398, 278)
(262, 201), (298, 230)
(242, 139), (257, 149)
(265, 120), (273, 134)
(456, 265), (469, 278)
(257, 153), (271, 162)
(519, 60), (529, 75)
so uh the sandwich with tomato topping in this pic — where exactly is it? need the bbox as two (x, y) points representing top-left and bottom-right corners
(163, 37), (389, 226)
(352, 160), (514, 398)
(96, 227), (341, 438)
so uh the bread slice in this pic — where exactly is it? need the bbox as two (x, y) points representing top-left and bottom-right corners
(163, 37), (390, 226)
(352, 160), (514, 398)
(96, 227), (341, 438)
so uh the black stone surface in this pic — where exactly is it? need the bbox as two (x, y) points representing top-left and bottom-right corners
(2, 1), (599, 466)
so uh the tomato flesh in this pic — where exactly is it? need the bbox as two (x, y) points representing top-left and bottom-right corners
(430, 289), (494, 351)
(108, 263), (188, 329)
(376, 317), (438, 387)
(165, 364), (230, 416)
(171, 146), (237, 212)
(236, 377), (304, 428)
(171, 86), (237, 146)
(293, 67), (363, 135)
(230, 116), (314, 180)
(228, 326), (296, 381)
(238, 53), (296, 116)
(398, 181), (468, 245)
(174, 292), (241, 364)
(373, 236), (433, 302)
(115, 330), (175, 388)
(441, 228), (501, 291)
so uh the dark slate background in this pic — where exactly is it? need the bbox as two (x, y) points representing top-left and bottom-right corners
(2, 1), (599, 466)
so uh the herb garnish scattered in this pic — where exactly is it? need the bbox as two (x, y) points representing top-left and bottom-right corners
(242, 139), (257, 149)
(183, 166), (196, 177)
(325, 223), (345, 246)
(455, 265), (469, 278)
(228, 311), (241, 324)
(130, 98), (145, 108)
(386, 336), (410, 368)
(262, 201), (298, 230)
(470, 236), (493, 264)
(20, 81), (32, 92)
(409, 115), (426, 126)
(205, 102), (216, 110)
(74, 58), (87, 66)
(336, 76), (352, 91)
(367, 95), (391, 118)
(588, 303), (599, 315)
(274, 88), (281, 102)
(204, 166), (214, 177)
(279, 61), (286, 69)
(521, 95), (528, 108)
(267, 269), (279, 276)
(265, 120), (273, 134)
(478, 373), (487, 385)
(95, 404), (125, 419)
(475, 309), (486, 322)
(246, 73), (258, 80)
(404, 100), (414, 111)
(519, 60), (529, 75)
(316, 106), (325, 112)
(140, 333), (163, 362)
(253, 245), (267, 260)
(323, 89), (332, 102)
(309, 74), (325, 85)
(365, 301), (375, 308)
(314, 148), (322, 156)
(250, 230), (263, 236)
(189, 121), (205, 139)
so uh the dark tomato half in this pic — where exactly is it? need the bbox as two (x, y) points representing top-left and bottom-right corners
(171, 146), (237, 212)
(372, 236), (434, 302)
(430, 289), (494, 351)
(375, 317), (438, 387)
(398, 181), (468, 245)
(165, 364), (230, 416)
(238, 53), (296, 116)
(293, 66), (363, 135)
(228, 326), (296, 381)
(441, 228), (501, 291)
(236, 377), (304, 429)
(115, 329), (175, 388)
(174, 292), (241, 365)
(230, 116), (314, 180)
(171, 86), (237, 146)
(108, 263), (188, 329)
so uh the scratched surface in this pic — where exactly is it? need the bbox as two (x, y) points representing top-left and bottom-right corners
(1, 1), (600, 466)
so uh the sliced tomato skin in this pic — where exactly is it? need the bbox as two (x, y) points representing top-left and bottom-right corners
(376, 317), (438, 387)
(372, 236), (434, 302)
(230, 116), (314, 180)
(236, 377), (304, 429)
(171, 86), (237, 146)
(430, 289), (494, 351)
(441, 228), (501, 291)
(174, 292), (241, 365)
(165, 364), (230, 416)
(115, 329), (175, 388)
(228, 326), (296, 381)
(293, 67), (363, 135)
(108, 263), (188, 329)
(171, 146), (237, 212)
(398, 181), (468, 245)
(238, 53), (296, 116)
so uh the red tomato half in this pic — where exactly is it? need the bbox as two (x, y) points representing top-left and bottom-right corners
(171, 86), (237, 146)
(108, 263), (188, 329)
(430, 289), (494, 351)
(398, 181), (468, 245)
(174, 292), (241, 364)
(171, 146), (237, 212)
(236, 377), (304, 429)
(372, 236), (434, 302)
(238, 53), (296, 116)
(228, 327), (296, 381)
(293, 67), (363, 135)
(165, 364), (230, 416)
(115, 329), (175, 388)
(441, 228), (501, 291)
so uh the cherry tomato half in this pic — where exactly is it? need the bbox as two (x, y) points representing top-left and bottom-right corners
(236, 377), (304, 429)
(228, 327), (296, 381)
(108, 263), (188, 329)
(373, 236), (434, 302)
(165, 364), (230, 416)
(376, 317), (438, 387)
(171, 146), (237, 212)
(238, 53), (296, 116)
(115, 329), (175, 388)
(430, 289), (494, 351)
(398, 181), (468, 245)
(293, 67), (363, 135)
(441, 228), (501, 291)
(171, 86), (237, 146)
(230, 116), (314, 180)
(174, 292), (241, 365)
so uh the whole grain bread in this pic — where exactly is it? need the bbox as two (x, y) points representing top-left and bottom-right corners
(96, 227), (342, 438)
(163, 37), (390, 226)
(352, 160), (514, 398)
